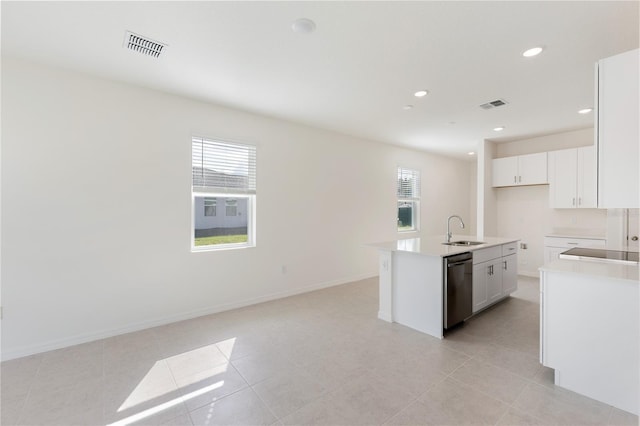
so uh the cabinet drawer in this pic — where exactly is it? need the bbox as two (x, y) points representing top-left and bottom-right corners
(543, 237), (606, 248)
(473, 246), (502, 264)
(502, 242), (518, 257)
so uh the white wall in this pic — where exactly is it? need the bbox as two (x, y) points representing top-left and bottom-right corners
(495, 128), (594, 158)
(468, 160), (478, 236)
(477, 140), (497, 238)
(1, 58), (473, 359)
(492, 128), (607, 276)
(495, 185), (607, 275)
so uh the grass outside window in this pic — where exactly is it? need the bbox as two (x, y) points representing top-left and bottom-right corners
(194, 234), (248, 246)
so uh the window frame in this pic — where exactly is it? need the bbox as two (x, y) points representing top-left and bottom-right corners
(191, 136), (257, 252)
(191, 193), (255, 251)
(397, 166), (421, 233)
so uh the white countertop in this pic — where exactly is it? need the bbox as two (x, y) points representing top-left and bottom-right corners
(540, 259), (639, 283)
(369, 235), (519, 257)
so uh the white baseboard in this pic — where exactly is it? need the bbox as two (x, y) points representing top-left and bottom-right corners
(1, 273), (376, 361)
(377, 311), (392, 322)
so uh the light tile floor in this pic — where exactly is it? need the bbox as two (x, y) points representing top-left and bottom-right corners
(2, 276), (638, 426)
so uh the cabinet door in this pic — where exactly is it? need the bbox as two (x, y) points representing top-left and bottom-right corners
(487, 260), (503, 304)
(501, 254), (518, 295)
(472, 263), (489, 313)
(549, 148), (577, 208)
(518, 152), (548, 185)
(597, 49), (639, 208)
(492, 157), (518, 187)
(577, 146), (597, 208)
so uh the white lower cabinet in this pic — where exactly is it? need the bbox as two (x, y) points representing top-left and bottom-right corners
(543, 236), (606, 263)
(486, 259), (504, 305)
(472, 263), (489, 312)
(502, 254), (518, 294)
(472, 243), (518, 313)
(540, 267), (639, 415)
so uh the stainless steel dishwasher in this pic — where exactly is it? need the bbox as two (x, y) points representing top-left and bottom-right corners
(444, 252), (473, 329)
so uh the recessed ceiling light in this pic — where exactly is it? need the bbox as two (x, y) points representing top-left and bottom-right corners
(403, 105), (414, 110)
(414, 90), (429, 98)
(522, 47), (543, 57)
(291, 18), (316, 34)
(494, 126), (505, 132)
(468, 152), (476, 156)
(578, 108), (593, 114)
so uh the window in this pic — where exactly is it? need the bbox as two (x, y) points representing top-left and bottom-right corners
(397, 167), (420, 232)
(204, 197), (216, 216)
(225, 199), (238, 216)
(192, 137), (256, 250)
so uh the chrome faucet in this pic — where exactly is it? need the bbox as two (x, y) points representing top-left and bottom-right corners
(446, 215), (465, 243)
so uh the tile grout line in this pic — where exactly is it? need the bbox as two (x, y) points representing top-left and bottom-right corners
(248, 382), (281, 424)
(511, 377), (616, 424)
(244, 359), (343, 423)
(443, 360), (535, 422)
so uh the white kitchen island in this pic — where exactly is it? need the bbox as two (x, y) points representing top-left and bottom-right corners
(540, 259), (639, 415)
(370, 235), (519, 339)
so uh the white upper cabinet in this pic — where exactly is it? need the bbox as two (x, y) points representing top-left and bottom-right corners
(492, 152), (548, 187)
(492, 157), (518, 187)
(518, 152), (548, 186)
(596, 49), (639, 208)
(548, 146), (597, 208)
(549, 148), (577, 208)
(577, 146), (597, 208)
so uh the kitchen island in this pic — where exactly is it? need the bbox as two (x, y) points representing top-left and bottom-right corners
(370, 235), (519, 339)
(540, 258), (639, 415)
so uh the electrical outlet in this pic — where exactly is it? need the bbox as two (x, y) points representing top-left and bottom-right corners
(281, 265), (287, 274)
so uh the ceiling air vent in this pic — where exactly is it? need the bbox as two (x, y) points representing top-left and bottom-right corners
(479, 99), (508, 110)
(123, 31), (166, 58)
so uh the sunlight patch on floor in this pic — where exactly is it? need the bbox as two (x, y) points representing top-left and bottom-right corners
(109, 338), (236, 425)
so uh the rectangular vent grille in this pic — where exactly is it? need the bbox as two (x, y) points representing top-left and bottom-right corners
(479, 99), (508, 110)
(124, 31), (166, 58)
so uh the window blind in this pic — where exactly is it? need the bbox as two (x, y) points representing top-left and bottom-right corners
(397, 167), (421, 199)
(192, 137), (256, 194)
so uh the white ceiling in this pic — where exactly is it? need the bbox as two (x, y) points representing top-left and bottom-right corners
(2, 1), (638, 159)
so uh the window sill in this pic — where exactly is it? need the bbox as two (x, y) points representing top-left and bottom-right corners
(191, 243), (255, 253)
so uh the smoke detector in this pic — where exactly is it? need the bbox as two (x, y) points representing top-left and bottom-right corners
(479, 99), (508, 110)
(123, 31), (167, 58)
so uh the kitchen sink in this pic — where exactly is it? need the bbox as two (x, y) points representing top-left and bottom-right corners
(442, 240), (485, 246)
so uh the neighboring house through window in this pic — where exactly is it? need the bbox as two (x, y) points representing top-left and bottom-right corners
(397, 166), (421, 232)
(204, 197), (216, 216)
(192, 136), (256, 250)
(225, 199), (238, 216)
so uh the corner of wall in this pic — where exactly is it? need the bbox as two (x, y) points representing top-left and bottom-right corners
(477, 140), (497, 239)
